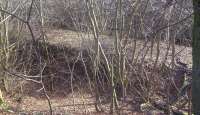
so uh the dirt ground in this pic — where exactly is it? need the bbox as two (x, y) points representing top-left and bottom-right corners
(2, 91), (145, 115)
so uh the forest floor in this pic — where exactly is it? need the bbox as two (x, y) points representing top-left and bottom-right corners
(43, 29), (192, 68)
(0, 29), (192, 115)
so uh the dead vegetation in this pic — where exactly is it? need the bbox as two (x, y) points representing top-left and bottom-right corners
(2, 29), (191, 114)
(0, 0), (193, 115)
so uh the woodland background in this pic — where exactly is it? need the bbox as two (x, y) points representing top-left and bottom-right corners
(0, 0), (194, 114)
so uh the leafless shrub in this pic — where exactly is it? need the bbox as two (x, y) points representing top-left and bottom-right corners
(0, 0), (193, 114)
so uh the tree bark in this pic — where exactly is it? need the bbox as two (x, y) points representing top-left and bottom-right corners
(192, 0), (200, 114)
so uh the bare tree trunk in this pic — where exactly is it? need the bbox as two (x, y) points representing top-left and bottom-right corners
(0, 0), (9, 92)
(40, 0), (44, 27)
(192, 0), (200, 114)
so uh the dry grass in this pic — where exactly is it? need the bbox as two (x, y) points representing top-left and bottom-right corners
(45, 29), (192, 67)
